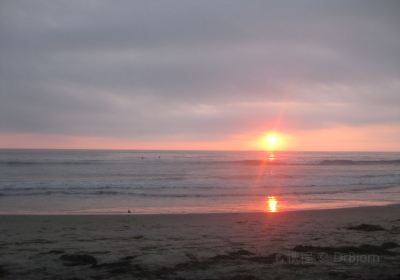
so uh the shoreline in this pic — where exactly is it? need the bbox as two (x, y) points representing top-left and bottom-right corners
(0, 202), (399, 216)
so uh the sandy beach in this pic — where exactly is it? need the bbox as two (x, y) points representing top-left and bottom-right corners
(1, 204), (400, 280)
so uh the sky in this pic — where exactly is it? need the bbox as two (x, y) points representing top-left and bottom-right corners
(0, 0), (400, 151)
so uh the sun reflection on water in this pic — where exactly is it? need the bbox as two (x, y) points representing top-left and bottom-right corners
(268, 152), (275, 161)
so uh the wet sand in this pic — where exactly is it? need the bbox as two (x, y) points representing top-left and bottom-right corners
(1, 205), (400, 280)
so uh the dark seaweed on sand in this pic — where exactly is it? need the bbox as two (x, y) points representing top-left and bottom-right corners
(0, 265), (8, 277)
(347, 224), (385, 232)
(293, 242), (399, 255)
(60, 254), (98, 266)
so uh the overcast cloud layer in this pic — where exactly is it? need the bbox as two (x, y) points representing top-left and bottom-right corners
(1, 0), (400, 147)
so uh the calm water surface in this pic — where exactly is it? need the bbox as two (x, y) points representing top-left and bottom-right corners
(0, 149), (399, 214)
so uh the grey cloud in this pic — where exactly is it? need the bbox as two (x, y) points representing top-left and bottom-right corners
(0, 0), (399, 140)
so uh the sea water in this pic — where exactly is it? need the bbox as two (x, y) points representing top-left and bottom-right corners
(0, 149), (399, 214)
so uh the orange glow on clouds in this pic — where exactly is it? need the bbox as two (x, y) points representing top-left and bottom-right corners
(1, 124), (400, 151)
(0, 133), (249, 150)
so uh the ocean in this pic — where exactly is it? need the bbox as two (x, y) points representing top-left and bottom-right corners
(0, 149), (399, 214)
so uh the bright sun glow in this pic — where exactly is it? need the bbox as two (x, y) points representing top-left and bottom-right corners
(252, 131), (289, 151)
(267, 134), (278, 146)
(261, 131), (282, 151)
(267, 196), (278, 212)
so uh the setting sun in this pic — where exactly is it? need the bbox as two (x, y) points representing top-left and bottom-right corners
(266, 134), (278, 146)
(257, 131), (285, 151)
(267, 196), (278, 212)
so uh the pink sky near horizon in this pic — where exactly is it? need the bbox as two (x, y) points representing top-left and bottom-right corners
(1, 124), (400, 151)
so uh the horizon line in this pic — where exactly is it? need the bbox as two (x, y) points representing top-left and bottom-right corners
(0, 148), (399, 153)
